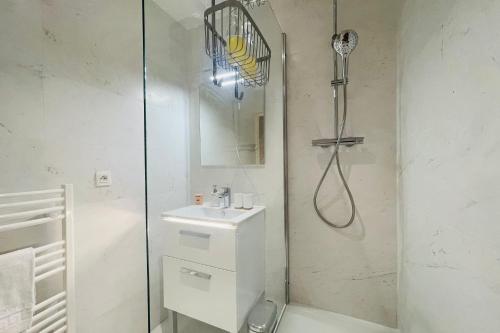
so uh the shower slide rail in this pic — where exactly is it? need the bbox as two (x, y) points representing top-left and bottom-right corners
(0, 185), (76, 333)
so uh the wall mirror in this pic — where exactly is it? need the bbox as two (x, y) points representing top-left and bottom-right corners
(199, 82), (266, 166)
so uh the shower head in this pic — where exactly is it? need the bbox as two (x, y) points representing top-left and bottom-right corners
(333, 30), (358, 82)
(333, 30), (358, 57)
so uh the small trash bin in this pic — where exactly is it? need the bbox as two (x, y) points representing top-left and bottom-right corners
(248, 300), (278, 333)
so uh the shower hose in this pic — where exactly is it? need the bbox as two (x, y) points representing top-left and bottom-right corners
(313, 83), (356, 228)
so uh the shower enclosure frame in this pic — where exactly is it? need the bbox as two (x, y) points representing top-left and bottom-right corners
(275, 31), (290, 333)
(282, 33), (290, 306)
(141, 0), (151, 331)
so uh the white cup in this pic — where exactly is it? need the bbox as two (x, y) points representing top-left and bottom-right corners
(233, 193), (244, 209)
(243, 193), (254, 210)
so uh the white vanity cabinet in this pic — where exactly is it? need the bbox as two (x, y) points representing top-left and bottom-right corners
(162, 206), (265, 333)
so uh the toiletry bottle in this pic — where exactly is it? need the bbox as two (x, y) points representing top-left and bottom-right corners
(194, 194), (204, 205)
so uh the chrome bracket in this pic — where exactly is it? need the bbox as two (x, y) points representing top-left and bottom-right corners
(331, 79), (348, 86)
(312, 137), (365, 147)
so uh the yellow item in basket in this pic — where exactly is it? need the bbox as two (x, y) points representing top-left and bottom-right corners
(228, 36), (247, 60)
(228, 36), (257, 78)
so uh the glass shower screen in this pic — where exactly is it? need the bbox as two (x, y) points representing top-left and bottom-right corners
(143, 0), (286, 332)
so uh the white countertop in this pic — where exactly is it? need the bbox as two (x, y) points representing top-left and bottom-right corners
(162, 205), (265, 226)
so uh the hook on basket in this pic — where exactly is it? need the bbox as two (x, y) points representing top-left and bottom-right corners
(234, 74), (244, 101)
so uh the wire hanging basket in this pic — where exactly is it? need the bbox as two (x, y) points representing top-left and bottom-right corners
(204, 0), (272, 90)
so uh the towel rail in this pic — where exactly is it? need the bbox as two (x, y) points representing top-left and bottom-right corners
(34, 292), (66, 312)
(35, 266), (66, 282)
(0, 185), (75, 333)
(34, 241), (65, 254)
(0, 189), (64, 198)
(35, 258), (66, 274)
(39, 317), (67, 333)
(27, 308), (66, 332)
(35, 249), (66, 263)
(0, 215), (64, 233)
(0, 197), (64, 209)
(33, 300), (66, 323)
(0, 206), (64, 220)
(54, 326), (67, 333)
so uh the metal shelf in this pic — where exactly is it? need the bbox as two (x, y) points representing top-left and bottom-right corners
(204, 0), (272, 88)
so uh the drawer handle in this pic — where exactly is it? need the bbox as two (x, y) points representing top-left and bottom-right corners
(180, 267), (212, 280)
(179, 230), (211, 239)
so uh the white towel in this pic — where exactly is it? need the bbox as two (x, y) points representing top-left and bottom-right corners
(0, 248), (35, 333)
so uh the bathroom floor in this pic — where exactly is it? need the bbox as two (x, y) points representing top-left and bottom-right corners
(152, 314), (231, 333)
(277, 305), (398, 333)
(152, 305), (397, 333)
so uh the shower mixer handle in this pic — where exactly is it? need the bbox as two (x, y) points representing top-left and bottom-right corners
(312, 137), (365, 148)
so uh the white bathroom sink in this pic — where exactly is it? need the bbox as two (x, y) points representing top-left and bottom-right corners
(162, 205), (265, 225)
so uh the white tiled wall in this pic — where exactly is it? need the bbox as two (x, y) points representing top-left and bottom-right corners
(398, 1), (500, 332)
(270, 0), (399, 327)
(0, 0), (148, 332)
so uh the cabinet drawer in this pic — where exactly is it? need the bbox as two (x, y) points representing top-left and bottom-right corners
(163, 217), (236, 271)
(163, 256), (238, 332)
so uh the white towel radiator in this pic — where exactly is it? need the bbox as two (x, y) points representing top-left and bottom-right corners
(0, 185), (76, 333)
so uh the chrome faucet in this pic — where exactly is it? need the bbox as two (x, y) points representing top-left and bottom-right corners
(211, 185), (231, 208)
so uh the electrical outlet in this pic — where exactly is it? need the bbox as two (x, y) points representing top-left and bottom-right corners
(95, 170), (112, 187)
